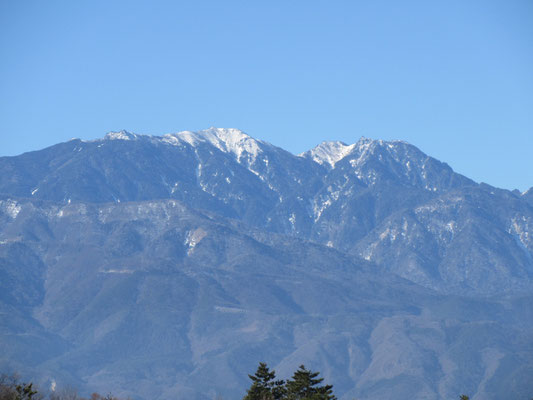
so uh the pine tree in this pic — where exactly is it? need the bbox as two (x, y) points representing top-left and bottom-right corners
(243, 362), (285, 400)
(285, 365), (336, 400)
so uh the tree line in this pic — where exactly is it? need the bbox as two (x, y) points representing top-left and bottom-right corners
(1, 368), (479, 400)
(0, 374), (124, 400)
(243, 363), (336, 400)
(242, 363), (477, 400)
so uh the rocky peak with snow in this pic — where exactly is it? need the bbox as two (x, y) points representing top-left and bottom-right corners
(0, 127), (528, 296)
(300, 136), (470, 192)
(301, 137), (418, 169)
(104, 130), (138, 141)
(300, 140), (356, 168)
(346, 137), (422, 165)
(163, 127), (264, 164)
(102, 127), (268, 170)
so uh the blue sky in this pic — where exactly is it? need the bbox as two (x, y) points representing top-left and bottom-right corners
(1, 0), (532, 191)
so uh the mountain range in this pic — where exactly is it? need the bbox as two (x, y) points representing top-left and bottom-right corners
(1, 128), (532, 399)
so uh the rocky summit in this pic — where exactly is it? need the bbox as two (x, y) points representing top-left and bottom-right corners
(1, 128), (532, 399)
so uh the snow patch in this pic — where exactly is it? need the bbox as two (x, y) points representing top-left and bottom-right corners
(445, 221), (456, 234)
(313, 198), (332, 222)
(509, 216), (532, 256)
(289, 213), (296, 227)
(300, 141), (356, 168)
(105, 130), (137, 141)
(163, 127), (263, 165)
(379, 227), (399, 242)
(185, 228), (207, 255)
(1, 200), (22, 219)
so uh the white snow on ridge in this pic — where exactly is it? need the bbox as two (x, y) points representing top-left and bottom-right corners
(1, 200), (22, 219)
(105, 131), (137, 141)
(163, 127), (263, 164)
(165, 130), (199, 147)
(203, 127), (262, 161)
(300, 141), (356, 168)
(301, 137), (411, 169)
(98, 127), (268, 171)
(185, 227), (207, 255)
(509, 216), (532, 251)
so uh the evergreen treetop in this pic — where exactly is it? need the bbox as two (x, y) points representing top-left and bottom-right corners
(243, 363), (336, 400)
(243, 362), (285, 400)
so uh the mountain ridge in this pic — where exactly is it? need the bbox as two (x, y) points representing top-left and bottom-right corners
(1, 128), (532, 399)
(0, 128), (530, 295)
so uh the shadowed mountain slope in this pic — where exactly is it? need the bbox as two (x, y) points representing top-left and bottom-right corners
(1, 196), (532, 399)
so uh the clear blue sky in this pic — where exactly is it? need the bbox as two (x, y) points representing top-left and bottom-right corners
(1, 0), (532, 191)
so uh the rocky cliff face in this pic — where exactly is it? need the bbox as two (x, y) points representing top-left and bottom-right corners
(0, 129), (532, 399)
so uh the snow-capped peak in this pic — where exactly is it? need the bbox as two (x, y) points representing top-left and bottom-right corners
(202, 127), (262, 160)
(163, 127), (263, 163)
(105, 130), (137, 141)
(300, 141), (356, 168)
(301, 137), (416, 169)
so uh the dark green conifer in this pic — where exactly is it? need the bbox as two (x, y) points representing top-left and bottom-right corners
(243, 362), (285, 400)
(285, 365), (336, 400)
